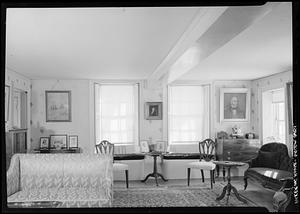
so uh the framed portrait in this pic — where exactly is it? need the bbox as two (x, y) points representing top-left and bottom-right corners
(140, 140), (150, 153)
(46, 91), (71, 122)
(50, 135), (67, 149)
(155, 141), (167, 152)
(69, 135), (78, 148)
(145, 102), (162, 120)
(40, 137), (50, 149)
(220, 88), (250, 122)
(5, 85), (10, 122)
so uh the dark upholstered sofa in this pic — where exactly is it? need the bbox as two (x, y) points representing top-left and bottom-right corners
(244, 142), (293, 191)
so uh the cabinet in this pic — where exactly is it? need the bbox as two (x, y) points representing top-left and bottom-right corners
(33, 148), (81, 153)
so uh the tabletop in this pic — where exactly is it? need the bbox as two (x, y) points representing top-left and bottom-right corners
(213, 160), (246, 167)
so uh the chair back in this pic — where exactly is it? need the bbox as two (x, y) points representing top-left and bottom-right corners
(95, 140), (114, 162)
(199, 139), (216, 161)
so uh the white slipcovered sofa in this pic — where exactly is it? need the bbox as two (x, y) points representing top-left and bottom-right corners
(7, 153), (113, 208)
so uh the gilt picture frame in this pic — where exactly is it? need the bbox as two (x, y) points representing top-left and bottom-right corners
(50, 135), (67, 149)
(69, 135), (78, 148)
(40, 137), (50, 150)
(220, 88), (250, 122)
(145, 102), (162, 120)
(46, 91), (71, 122)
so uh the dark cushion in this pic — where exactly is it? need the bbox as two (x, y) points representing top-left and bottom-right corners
(256, 151), (280, 169)
(114, 153), (145, 160)
(162, 153), (200, 160)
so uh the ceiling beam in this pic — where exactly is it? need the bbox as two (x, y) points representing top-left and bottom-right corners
(147, 7), (228, 84)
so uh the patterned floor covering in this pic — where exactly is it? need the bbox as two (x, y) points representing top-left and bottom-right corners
(112, 183), (259, 208)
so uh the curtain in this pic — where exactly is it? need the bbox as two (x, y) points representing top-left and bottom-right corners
(168, 85), (210, 145)
(286, 82), (293, 157)
(95, 83), (139, 146)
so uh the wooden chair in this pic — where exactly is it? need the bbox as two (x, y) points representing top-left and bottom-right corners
(187, 139), (216, 189)
(95, 140), (129, 188)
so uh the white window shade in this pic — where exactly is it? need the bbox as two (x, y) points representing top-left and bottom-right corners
(95, 83), (139, 146)
(168, 85), (210, 144)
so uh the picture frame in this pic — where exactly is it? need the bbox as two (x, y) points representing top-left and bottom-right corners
(46, 91), (71, 122)
(140, 140), (150, 153)
(145, 102), (162, 120)
(69, 135), (78, 148)
(40, 137), (50, 150)
(220, 88), (250, 122)
(5, 85), (10, 122)
(50, 135), (67, 149)
(155, 141), (167, 152)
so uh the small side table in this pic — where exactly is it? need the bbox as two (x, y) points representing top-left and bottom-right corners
(213, 161), (247, 204)
(141, 151), (168, 186)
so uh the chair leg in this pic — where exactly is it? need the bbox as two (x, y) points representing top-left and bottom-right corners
(210, 170), (213, 189)
(187, 168), (191, 186)
(201, 170), (204, 182)
(125, 170), (129, 188)
(244, 177), (248, 190)
(212, 170), (215, 183)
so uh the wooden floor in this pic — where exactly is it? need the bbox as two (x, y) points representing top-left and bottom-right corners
(114, 176), (276, 211)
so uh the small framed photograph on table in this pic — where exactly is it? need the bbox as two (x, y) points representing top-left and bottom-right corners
(69, 135), (78, 149)
(155, 141), (167, 152)
(50, 135), (67, 150)
(40, 137), (50, 150)
(140, 140), (150, 153)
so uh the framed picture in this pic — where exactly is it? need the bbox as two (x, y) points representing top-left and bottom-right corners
(40, 137), (50, 149)
(155, 141), (167, 152)
(145, 102), (162, 120)
(220, 88), (250, 122)
(69, 135), (78, 148)
(50, 135), (67, 149)
(140, 140), (150, 153)
(46, 91), (71, 122)
(5, 85), (10, 122)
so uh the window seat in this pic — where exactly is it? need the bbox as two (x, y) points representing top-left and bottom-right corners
(162, 153), (200, 160)
(114, 153), (145, 161)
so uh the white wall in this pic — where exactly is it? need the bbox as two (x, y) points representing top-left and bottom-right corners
(30, 80), (91, 153)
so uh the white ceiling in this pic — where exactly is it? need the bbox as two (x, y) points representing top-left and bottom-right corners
(6, 7), (199, 79)
(180, 2), (292, 81)
(5, 3), (292, 81)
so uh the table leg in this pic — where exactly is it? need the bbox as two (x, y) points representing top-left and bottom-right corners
(231, 186), (247, 203)
(216, 185), (228, 201)
(141, 173), (153, 182)
(157, 172), (168, 181)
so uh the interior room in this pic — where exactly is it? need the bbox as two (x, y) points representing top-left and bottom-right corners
(3, 2), (297, 212)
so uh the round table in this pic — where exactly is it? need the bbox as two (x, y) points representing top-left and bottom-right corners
(213, 161), (247, 204)
(141, 151), (168, 186)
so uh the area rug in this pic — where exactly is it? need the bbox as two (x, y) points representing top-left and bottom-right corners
(112, 183), (259, 208)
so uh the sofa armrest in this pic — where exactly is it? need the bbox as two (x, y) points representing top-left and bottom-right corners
(244, 156), (259, 169)
(6, 154), (20, 197)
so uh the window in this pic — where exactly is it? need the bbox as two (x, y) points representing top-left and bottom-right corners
(95, 83), (139, 146)
(262, 88), (286, 144)
(168, 85), (210, 144)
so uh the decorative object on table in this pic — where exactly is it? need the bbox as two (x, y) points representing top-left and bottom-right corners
(45, 91), (71, 122)
(140, 140), (150, 153)
(155, 141), (167, 152)
(245, 133), (255, 139)
(95, 140), (129, 188)
(39, 137), (50, 150)
(145, 102), (162, 120)
(220, 88), (250, 122)
(50, 135), (67, 149)
(187, 139), (217, 189)
(68, 135), (78, 148)
(231, 125), (243, 138)
(217, 131), (228, 139)
(5, 85), (10, 122)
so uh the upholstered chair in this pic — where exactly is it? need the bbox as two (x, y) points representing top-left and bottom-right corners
(96, 140), (129, 188)
(244, 142), (293, 191)
(186, 139), (216, 189)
